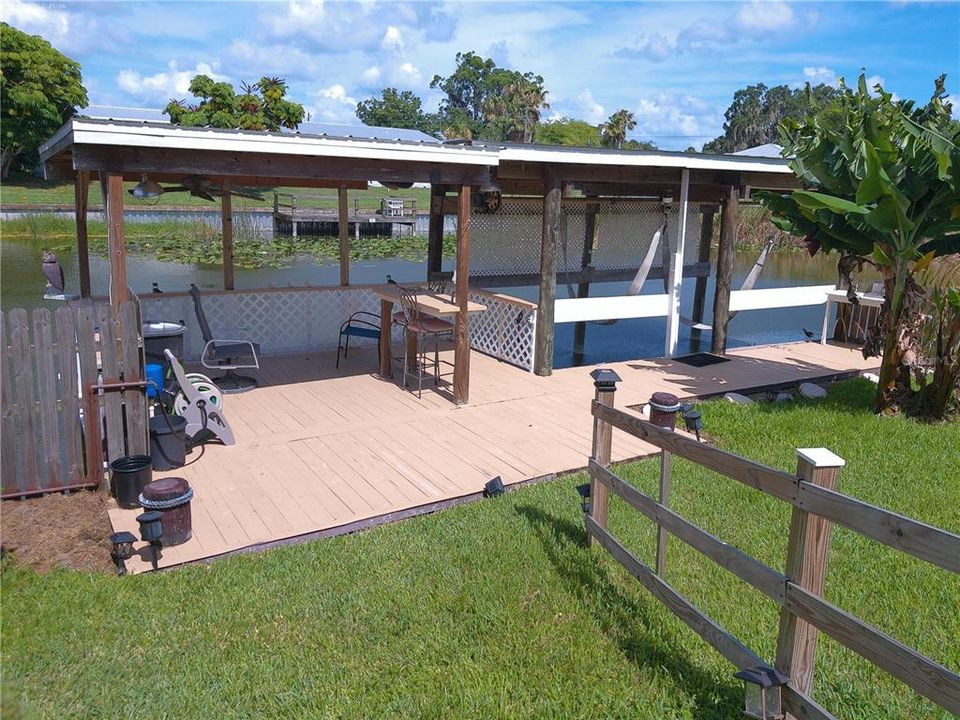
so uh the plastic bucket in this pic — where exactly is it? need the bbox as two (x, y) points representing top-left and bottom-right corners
(149, 415), (188, 471)
(145, 363), (164, 399)
(142, 321), (185, 372)
(110, 455), (153, 509)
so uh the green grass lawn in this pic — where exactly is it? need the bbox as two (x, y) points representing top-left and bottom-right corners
(2, 379), (958, 719)
(0, 173), (430, 211)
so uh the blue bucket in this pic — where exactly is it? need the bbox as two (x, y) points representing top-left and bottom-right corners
(145, 363), (164, 399)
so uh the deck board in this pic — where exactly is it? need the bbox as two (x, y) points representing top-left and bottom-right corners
(108, 340), (879, 571)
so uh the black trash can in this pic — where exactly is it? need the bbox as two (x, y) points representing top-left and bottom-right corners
(110, 455), (153, 509)
(142, 321), (186, 373)
(150, 414), (188, 471)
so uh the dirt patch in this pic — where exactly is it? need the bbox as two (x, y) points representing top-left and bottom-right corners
(1, 491), (114, 573)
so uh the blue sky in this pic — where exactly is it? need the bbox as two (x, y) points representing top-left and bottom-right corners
(3, 0), (958, 150)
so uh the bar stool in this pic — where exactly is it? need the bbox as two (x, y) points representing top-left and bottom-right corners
(398, 286), (454, 398)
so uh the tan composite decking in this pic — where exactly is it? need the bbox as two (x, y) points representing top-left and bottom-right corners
(109, 341), (879, 572)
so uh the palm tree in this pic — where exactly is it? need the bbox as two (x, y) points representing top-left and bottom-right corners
(599, 109), (637, 149)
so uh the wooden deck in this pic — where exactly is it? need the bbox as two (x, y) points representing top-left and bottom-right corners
(109, 341), (879, 572)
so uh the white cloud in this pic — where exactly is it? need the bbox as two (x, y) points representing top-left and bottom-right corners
(802, 66), (839, 86)
(399, 62), (421, 84)
(116, 61), (226, 104)
(228, 40), (319, 79)
(631, 92), (723, 149)
(307, 83), (359, 123)
(0, 0), (99, 53)
(361, 65), (382, 84)
(573, 89), (606, 124)
(736, 0), (795, 32)
(382, 26), (403, 51)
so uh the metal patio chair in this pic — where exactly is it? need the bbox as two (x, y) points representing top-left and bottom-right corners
(189, 284), (261, 393)
(398, 285), (454, 398)
(336, 311), (381, 368)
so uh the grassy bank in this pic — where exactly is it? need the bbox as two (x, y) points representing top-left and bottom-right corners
(2, 379), (956, 719)
(0, 173), (430, 211)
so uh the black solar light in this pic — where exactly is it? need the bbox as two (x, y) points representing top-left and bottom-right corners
(575, 483), (591, 514)
(733, 666), (788, 719)
(109, 531), (137, 577)
(136, 511), (164, 571)
(683, 408), (704, 441)
(483, 476), (505, 498)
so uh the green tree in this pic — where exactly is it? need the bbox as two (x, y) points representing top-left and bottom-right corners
(430, 51), (547, 141)
(164, 75), (304, 131)
(599, 109), (636, 149)
(0, 23), (88, 178)
(758, 74), (960, 418)
(535, 117), (603, 146)
(356, 88), (439, 136)
(703, 82), (839, 154)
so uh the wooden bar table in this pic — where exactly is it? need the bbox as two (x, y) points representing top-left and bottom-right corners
(373, 285), (486, 404)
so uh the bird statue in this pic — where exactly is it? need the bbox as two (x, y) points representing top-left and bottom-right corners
(41, 251), (65, 295)
(386, 274), (397, 285)
(152, 282), (164, 294)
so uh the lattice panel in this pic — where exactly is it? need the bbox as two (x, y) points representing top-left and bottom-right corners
(468, 291), (537, 371)
(142, 287), (389, 360)
(470, 199), (704, 278)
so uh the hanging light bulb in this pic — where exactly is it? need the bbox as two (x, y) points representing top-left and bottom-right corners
(130, 174), (164, 202)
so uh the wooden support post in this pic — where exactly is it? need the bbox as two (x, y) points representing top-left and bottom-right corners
(572, 197), (599, 363)
(74, 171), (91, 298)
(689, 207), (715, 347)
(648, 392), (681, 575)
(453, 185), (471, 405)
(588, 369), (620, 546)
(776, 448), (844, 709)
(711, 184), (738, 355)
(338, 186), (350, 286)
(664, 169), (690, 358)
(534, 169), (561, 376)
(221, 179), (234, 291)
(100, 172), (127, 313)
(427, 185), (445, 279)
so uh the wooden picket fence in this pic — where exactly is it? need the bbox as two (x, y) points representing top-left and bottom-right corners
(586, 383), (960, 719)
(1, 300), (147, 499)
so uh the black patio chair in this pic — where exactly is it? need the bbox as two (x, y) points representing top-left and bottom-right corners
(189, 284), (261, 393)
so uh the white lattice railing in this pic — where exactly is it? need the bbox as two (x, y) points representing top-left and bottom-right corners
(140, 286), (388, 360)
(141, 285), (537, 371)
(468, 289), (537, 372)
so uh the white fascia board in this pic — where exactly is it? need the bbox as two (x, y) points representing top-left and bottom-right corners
(555, 294), (669, 323)
(498, 147), (792, 174)
(729, 285), (835, 312)
(52, 120), (499, 166)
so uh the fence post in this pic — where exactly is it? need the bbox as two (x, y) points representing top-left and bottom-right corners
(649, 392), (681, 576)
(775, 447), (845, 708)
(589, 368), (621, 546)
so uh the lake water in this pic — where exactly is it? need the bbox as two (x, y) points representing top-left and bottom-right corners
(0, 234), (852, 368)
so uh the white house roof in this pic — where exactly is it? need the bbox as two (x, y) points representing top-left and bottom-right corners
(40, 119), (794, 176)
(492, 142), (792, 174)
(733, 143), (785, 158)
(40, 119), (495, 166)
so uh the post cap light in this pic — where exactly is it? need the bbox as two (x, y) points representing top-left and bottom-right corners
(483, 476), (505, 498)
(733, 666), (788, 719)
(589, 368), (622, 388)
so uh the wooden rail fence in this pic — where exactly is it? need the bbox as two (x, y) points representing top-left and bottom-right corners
(585, 375), (960, 719)
(1, 300), (148, 499)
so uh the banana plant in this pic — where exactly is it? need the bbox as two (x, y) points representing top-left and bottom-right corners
(757, 73), (960, 416)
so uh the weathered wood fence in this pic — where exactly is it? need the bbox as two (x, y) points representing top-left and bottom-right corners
(585, 376), (960, 719)
(1, 300), (147, 499)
